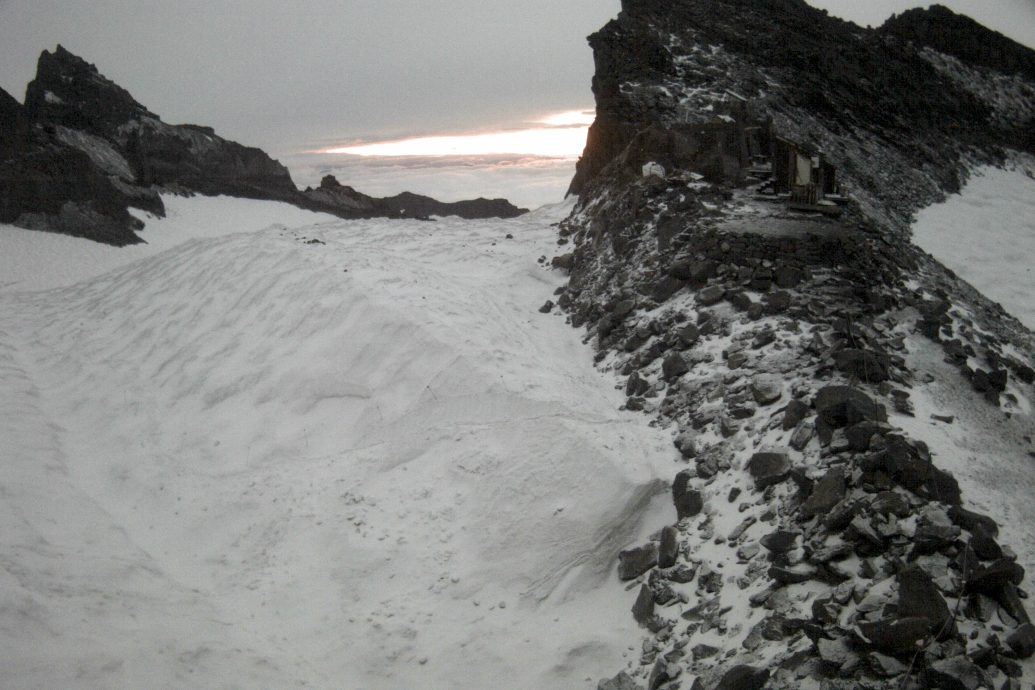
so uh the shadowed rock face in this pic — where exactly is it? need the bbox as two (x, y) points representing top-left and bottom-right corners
(567, 0), (1029, 216)
(2, 46), (527, 245)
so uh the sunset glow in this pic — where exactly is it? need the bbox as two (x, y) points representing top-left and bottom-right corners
(325, 110), (594, 158)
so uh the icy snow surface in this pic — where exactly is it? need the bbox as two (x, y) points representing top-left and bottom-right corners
(912, 163), (1035, 330)
(0, 197), (676, 689)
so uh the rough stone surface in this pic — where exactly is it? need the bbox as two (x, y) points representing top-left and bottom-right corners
(618, 544), (659, 581)
(747, 451), (791, 489)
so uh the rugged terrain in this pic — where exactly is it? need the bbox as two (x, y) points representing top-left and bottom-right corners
(552, 2), (1035, 689)
(0, 46), (526, 246)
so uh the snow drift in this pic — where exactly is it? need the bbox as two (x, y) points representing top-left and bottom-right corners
(0, 199), (674, 689)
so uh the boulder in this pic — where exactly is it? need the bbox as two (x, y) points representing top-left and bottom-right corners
(750, 375), (782, 405)
(631, 584), (655, 625)
(658, 526), (679, 568)
(760, 530), (799, 554)
(598, 671), (639, 690)
(814, 386), (886, 428)
(782, 399), (810, 430)
(618, 544), (658, 580)
(966, 558), (1025, 594)
(801, 466), (846, 517)
(1007, 623), (1035, 659)
(834, 348), (891, 383)
(697, 285), (725, 306)
(672, 470), (704, 520)
(857, 616), (930, 655)
(662, 353), (690, 379)
(897, 565), (955, 639)
(747, 450), (791, 489)
(714, 665), (769, 690)
(653, 275), (687, 302)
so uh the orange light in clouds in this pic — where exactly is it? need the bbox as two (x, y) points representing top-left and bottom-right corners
(325, 110), (594, 158)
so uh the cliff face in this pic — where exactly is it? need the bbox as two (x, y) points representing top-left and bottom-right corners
(557, 3), (1035, 689)
(569, 0), (1033, 232)
(2, 46), (526, 245)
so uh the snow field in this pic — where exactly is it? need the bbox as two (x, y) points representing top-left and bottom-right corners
(0, 197), (676, 689)
(912, 162), (1035, 330)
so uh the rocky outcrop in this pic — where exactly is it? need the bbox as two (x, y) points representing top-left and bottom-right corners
(554, 1), (1035, 688)
(2, 46), (527, 245)
(302, 175), (527, 220)
(881, 5), (1035, 82)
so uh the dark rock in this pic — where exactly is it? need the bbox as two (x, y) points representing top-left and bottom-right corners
(539, 300), (554, 313)
(714, 665), (769, 690)
(774, 265), (803, 288)
(677, 323), (700, 346)
(824, 498), (864, 531)
(766, 290), (791, 312)
(662, 353), (690, 379)
(618, 544), (658, 580)
(949, 506), (1000, 538)
(898, 565), (956, 639)
(870, 491), (911, 518)
(835, 348), (891, 382)
(966, 559), (1025, 594)
(913, 521), (961, 555)
(672, 470), (704, 520)
(769, 565), (816, 585)
(658, 526), (679, 568)
(971, 525), (1004, 561)
(691, 643), (720, 659)
(597, 671), (639, 690)
(817, 636), (859, 668)
(997, 584), (1031, 625)
(801, 466), (846, 517)
(760, 530), (799, 554)
(551, 253), (574, 270)
(814, 386), (886, 428)
(626, 371), (650, 396)
(728, 516), (757, 541)
(1006, 623), (1035, 658)
(924, 466), (962, 505)
(653, 275), (687, 302)
(782, 399), (810, 430)
(858, 616), (930, 655)
(845, 421), (887, 452)
(646, 659), (671, 690)
(789, 422), (814, 451)
(747, 450), (791, 489)
(729, 291), (753, 311)
(751, 330), (776, 349)
(697, 285), (725, 306)
(926, 655), (993, 690)
(631, 584), (655, 625)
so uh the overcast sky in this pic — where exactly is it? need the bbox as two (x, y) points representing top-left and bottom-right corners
(1, 1), (1033, 156)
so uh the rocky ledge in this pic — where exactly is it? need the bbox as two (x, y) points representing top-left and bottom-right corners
(0, 46), (526, 245)
(548, 1), (1035, 689)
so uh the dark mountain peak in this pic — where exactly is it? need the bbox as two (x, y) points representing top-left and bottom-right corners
(24, 45), (156, 138)
(881, 5), (1035, 81)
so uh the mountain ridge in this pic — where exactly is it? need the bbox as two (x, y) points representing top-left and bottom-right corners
(553, 2), (1035, 688)
(0, 45), (527, 246)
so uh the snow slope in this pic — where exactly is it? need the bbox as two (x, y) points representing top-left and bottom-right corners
(913, 162), (1035, 330)
(0, 199), (675, 689)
